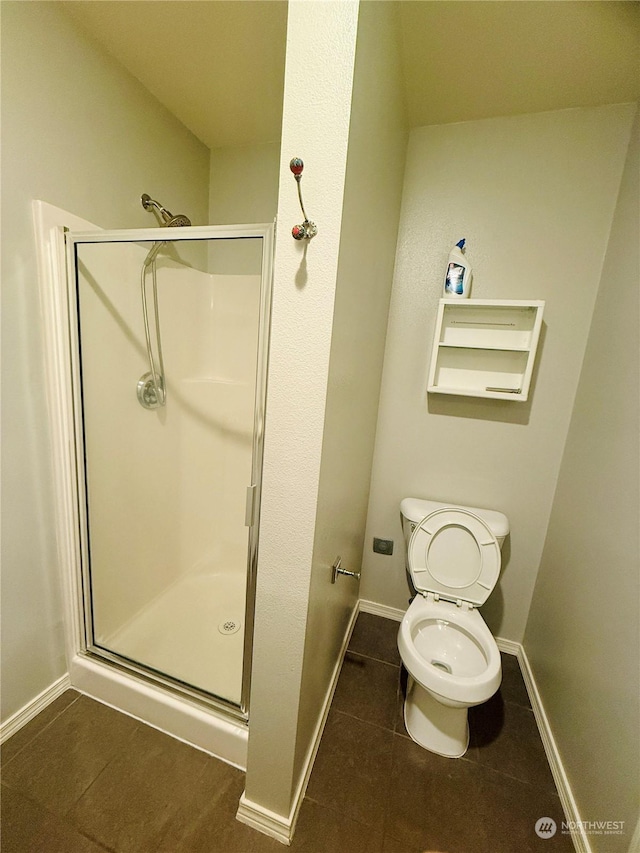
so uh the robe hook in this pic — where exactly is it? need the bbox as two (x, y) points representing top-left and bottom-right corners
(290, 158), (317, 241)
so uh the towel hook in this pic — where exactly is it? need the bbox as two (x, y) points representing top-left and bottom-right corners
(290, 158), (317, 241)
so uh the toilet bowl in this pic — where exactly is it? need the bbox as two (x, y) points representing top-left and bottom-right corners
(397, 498), (509, 758)
(398, 596), (502, 756)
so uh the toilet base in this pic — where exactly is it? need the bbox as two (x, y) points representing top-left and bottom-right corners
(404, 676), (469, 758)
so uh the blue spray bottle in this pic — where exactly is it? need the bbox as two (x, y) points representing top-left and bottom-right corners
(443, 239), (472, 298)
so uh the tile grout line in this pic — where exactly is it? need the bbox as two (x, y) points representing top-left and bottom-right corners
(328, 707), (398, 737)
(301, 793), (389, 852)
(345, 647), (401, 669)
(461, 741), (563, 797)
(61, 721), (143, 826)
(63, 722), (225, 851)
(0, 780), (113, 853)
(381, 733), (401, 850)
(0, 691), (82, 770)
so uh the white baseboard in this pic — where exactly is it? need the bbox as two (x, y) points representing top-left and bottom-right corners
(517, 644), (589, 853)
(236, 794), (293, 846)
(237, 599), (361, 845)
(358, 598), (404, 621)
(495, 636), (520, 656)
(289, 599), (360, 819)
(0, 673), (72, 744)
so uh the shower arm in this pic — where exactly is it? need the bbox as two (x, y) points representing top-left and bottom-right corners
(141, 193), (172, 225)
(141, 194), (191, 228)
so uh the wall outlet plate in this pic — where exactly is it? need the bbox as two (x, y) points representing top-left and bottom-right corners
(373, 537), (394, 555)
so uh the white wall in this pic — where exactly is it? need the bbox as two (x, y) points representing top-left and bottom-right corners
(360, 104), (635, 642)
(209, 142), (281, 227)
(524, 107), (639, 851)
(207, 142), (281, 275)
(242, 0), (359, 828)
(293, 0), (407, 781)
(0, 1), (209, 723)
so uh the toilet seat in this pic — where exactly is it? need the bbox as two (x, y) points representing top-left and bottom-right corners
(408, 508), (501, 607)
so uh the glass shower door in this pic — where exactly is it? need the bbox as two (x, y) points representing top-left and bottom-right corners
(67, 225), (272, 712)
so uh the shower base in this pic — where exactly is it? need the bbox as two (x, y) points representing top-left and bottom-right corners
(70, 652), (248, 768)
(69, 569), (248, 768)
(104, 570), (246, 705)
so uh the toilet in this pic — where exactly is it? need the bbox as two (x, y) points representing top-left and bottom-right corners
(397, 497), (509, 758)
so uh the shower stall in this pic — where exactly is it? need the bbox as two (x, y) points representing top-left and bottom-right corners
(55, 215), (273, 759)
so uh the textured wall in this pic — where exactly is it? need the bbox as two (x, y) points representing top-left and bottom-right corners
(524, 107), (639, 851)
(293, 0), (407, 783)
(360, 104), (635, 642)
(208, 142), (281, 274)
(1, 1), (209, 723)
(243, 0), (359, 822)
(209, 142), (281, 226)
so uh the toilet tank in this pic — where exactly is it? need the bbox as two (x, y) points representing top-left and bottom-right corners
(400, 497), (509, 549)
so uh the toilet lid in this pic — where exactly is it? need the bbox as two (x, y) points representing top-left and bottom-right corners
(408, 508), (501, 606)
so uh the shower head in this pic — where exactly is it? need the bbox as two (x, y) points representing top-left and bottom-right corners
(141, 194), (191, 227)
(166, 213), (192, 228)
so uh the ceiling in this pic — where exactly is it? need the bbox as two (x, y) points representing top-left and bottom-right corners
(61, 1), (639, 151)
(398, 1), (640, 128)
(61, 1), (288, 149)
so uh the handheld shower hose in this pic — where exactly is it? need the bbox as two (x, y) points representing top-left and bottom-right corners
(137, 195), (191, 409)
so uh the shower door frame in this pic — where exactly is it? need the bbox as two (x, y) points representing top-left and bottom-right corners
(65, 222), (274, 721)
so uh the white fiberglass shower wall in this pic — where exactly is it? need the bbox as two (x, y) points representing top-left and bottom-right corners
(66, 226), (272, 721)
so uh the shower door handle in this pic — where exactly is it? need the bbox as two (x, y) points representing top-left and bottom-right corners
(245, 485), (257, 527)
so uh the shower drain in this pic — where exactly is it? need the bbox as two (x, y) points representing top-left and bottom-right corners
(218, 620), (241, 635)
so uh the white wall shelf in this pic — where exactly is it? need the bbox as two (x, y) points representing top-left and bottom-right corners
(427, 299), (545, 401)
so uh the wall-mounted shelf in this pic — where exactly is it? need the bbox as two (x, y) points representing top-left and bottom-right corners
(427, 299), (545, 401)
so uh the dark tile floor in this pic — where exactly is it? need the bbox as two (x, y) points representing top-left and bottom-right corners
(1, 613), (573, 852)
